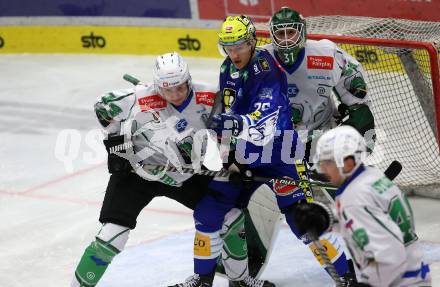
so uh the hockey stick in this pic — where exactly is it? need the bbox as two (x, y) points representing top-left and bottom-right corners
(384, 160), (402, 181)
(140, 163), (332, 189)
(307, 160), (402, 287)
(123, 74), (141, 85)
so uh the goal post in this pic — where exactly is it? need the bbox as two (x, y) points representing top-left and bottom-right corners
(255, 17), (440, 197)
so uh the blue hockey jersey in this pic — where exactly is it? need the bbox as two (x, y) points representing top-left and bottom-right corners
(219, 48), (300, 167)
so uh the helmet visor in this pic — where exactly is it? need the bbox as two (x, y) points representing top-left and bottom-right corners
(222, 41), (253, 56)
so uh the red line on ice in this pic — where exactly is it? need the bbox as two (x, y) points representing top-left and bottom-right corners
(19, 162), (106, 195)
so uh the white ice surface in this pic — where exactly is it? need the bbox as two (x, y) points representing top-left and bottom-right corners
(0, 54), (439, 287)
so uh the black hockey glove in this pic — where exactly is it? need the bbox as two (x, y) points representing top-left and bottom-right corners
(103, 135), (133, 174)
(293, 201), (333, 237)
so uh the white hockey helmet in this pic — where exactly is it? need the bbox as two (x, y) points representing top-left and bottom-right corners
(314, 126), (367, 177)
(153, 52), (191, 95)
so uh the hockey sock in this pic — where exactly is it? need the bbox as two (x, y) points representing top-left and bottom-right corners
(194, 229), (223, 275)
(220, 208), (249, 281)
(306, 231), (349, 277)
(72, 223), (130, 287)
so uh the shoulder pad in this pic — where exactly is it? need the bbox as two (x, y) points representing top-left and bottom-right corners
(306, 39), (337, 51)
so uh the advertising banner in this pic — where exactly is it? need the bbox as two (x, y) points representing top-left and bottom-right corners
(0, 0), (191, 18)
(198, 0), (440, 22)
(0, 26), (221, 57)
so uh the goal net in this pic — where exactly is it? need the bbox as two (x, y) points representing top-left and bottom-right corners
(256, 16), (440, 198)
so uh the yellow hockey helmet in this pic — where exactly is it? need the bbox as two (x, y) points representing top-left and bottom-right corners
(218, 15), (256, 46)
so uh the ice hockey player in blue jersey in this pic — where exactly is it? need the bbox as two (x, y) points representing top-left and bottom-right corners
(170, 15), (322, 287)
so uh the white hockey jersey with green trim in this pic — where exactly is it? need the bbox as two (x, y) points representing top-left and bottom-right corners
(335, 166), (431, 287)
(95, 82), (218, 186)
(263, 39), (370, 132)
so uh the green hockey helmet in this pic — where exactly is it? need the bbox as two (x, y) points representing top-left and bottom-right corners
(269, 7), (306, 65)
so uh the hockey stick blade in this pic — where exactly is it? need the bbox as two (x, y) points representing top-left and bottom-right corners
(384, 160), (402, 180)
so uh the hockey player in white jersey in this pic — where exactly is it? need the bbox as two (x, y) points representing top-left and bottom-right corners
(295, 125), (431, 287)
(262, 7), (375, 160)
(71, 52), (273, 287)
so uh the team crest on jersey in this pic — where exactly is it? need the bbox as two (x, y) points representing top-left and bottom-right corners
(287, 84), (299, 98)
(307, 56), (334, 70)
(196, 92), (215, 106)
(175, 118), (188, 133)
(138, 95), (167, 111)
(223, 88), (236, 111)
(258, 58), (271, 71)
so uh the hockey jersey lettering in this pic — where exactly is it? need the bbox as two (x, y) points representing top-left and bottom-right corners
(307, 55), (334, 70)
(138, 95), (167, 111)
(195, 92), (216, 106)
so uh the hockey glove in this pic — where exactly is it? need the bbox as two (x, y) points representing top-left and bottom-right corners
(103, 135), (133, 174)
(293, 201), (333, 237)
(336, 104), (374, 136)
(210, 113), (243, 138)
(94, 101), (123, 128)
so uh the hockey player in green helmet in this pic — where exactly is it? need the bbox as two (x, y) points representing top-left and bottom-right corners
(269, 7), (307, 66)
(264, 7), (375, 161)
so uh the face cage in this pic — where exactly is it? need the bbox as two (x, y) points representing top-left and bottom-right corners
(270, 22), (304, 49)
